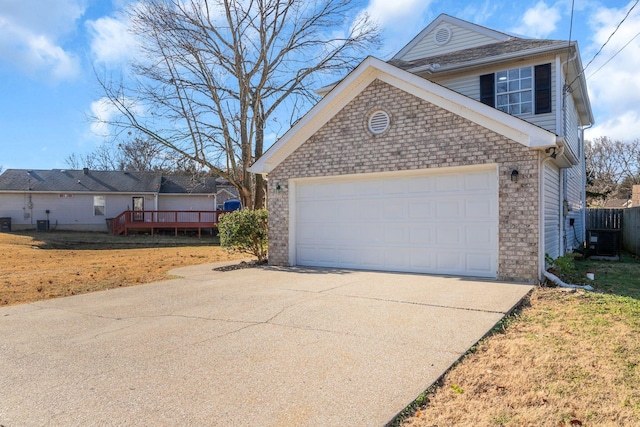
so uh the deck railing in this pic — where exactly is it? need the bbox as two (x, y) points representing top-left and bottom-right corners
(111, 210), (233, 237)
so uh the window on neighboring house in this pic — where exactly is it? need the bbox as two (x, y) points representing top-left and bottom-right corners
(480, 63), (551, 116)
(94, 195), (105, 216)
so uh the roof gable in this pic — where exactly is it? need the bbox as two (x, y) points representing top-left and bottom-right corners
(250, 57), (557, 175)
(393, 14), (512, 62)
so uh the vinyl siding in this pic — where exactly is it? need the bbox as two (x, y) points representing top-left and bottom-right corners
(401, 25), (502, 61)
(157, 195), (214, 211)
(0, 192), (153, 231)
(429, 58), (558, 134)
(544, 162), (561, 260)
(564, 161), (586, 252)
(562, 87), (581, 159)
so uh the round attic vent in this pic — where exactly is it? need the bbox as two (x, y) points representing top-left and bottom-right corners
(434, 26), (451, 45)
(368, 110), (390, 135)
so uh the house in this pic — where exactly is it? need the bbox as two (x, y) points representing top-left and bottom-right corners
(603, 199), (632, 208)
(249, 14), (593, 283)
(0, 168), (223, 232)
(214, 177), (241, 210)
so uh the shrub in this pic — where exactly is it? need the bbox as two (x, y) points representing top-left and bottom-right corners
(218, 208), (268, 262)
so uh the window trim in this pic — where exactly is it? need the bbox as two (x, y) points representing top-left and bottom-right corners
(480, 63), (552, 116)
(495, 66), (533, 116)
(93, 195), (105, 216)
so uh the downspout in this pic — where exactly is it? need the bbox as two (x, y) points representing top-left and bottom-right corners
(561, 52), (577, 138)
(579, 123), (594, 245)
(539, 144), (565, 282)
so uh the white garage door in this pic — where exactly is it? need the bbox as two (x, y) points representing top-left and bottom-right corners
(293, 167), (498, 277)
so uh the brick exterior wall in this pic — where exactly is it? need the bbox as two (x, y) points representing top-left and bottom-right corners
(267, 79), (540, 282)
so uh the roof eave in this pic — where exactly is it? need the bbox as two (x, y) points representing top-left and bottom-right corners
(407, 42), (569, 74)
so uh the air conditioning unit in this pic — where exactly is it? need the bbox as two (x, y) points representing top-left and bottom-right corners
(587, 230), (620, 257)
(37, 220), (50, 232)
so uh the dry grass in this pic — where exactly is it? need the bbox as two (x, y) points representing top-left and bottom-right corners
(0, 231), (245, 306)
(400, 288), (640, 426)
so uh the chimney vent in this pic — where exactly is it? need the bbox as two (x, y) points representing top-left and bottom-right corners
(83, 168), (89, 175)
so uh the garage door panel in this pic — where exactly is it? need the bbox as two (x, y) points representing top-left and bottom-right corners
(465, 225), (495, 247)
(384, 248), (413, 269)
(360, 247), (384, 266)
(409, 225), (432, 244)
(435, 174), (461, 192)
(407, 176), (435, 194)
(384, 224), (408, 244)
(383, 202), (409, 220)
(464, 171), (494, 190)
(409, 200), (434, 218)
(466, 253), (495, 274)
(436, 200), (461, 218)
(359, 200), (380, 220)
(436, 251), (462, 272)
(409, 249), (434, 270)
(295, 168), (497, 278)
(436, 225), (461, 246)
(465, 199), (493, 217)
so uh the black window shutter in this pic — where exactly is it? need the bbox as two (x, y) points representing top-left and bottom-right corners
(535, 63), (552, 114)
(480, 73), (495, 107)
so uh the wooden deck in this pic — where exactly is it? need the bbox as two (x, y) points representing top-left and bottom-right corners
(111, 210), (232, 237)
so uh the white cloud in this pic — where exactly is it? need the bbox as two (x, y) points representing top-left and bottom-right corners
(90, 97), (119, 136)
(86, 15), (138, 67)
(0, 0), (84, 81)
(586, 111), (640, 142)
(361, 0), (432, 28)
(357, 0), (435, 56)
(458, 1), (498, 25)
(511, 1), (561, 38)
(584, 1), (640, 140)
(90, 96), (144, 136)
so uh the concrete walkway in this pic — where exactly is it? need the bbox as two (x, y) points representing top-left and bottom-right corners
(0, 263), (532, 426)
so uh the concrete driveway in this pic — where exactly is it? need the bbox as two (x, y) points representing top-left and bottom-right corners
(0, 263), (532, 426)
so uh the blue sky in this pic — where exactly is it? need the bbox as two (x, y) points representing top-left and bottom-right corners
(1, 0), (639, 170)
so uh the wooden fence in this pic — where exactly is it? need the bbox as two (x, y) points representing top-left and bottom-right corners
(586, 207), (640, 256)
(623, 207), (640, 255)
(586, 208), (623, 230)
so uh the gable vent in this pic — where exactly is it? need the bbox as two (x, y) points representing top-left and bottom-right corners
(368, 110), (390, 135)
(434, 27), (451, 45)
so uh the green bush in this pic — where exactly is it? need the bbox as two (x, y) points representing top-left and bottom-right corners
(218, 208), (268, 262)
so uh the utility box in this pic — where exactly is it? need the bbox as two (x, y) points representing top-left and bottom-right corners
(0, 217), (11, 232)
(587, 229), (621, 257)
(37, 220), (50, 232)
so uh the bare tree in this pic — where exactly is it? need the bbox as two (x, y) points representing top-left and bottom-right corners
(585, 136), (640, 205)
(66, 137), (200, 173)
(95, 0), (379, 208)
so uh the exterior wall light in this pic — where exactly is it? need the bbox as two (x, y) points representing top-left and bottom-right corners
(275, 183), (281, 193)
(510, 170), (519, 183)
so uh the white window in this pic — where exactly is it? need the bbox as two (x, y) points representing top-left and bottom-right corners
(94, 195), (105, 216)
(496, 66), (532, 116)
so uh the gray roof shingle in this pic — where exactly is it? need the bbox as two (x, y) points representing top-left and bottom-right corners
(388, 38), (566, 71)
(159, 175), (217, 194)
(0, 169), (216, 194)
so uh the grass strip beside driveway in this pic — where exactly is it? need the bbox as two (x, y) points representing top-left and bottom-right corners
(400, 286), (640, 426)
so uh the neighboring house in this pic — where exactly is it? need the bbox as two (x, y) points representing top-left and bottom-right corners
(603, 199), (632, 209)
(214, 177), (240, 210)
(250, 14), (593, 283)
(0, 169), (218, 232)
